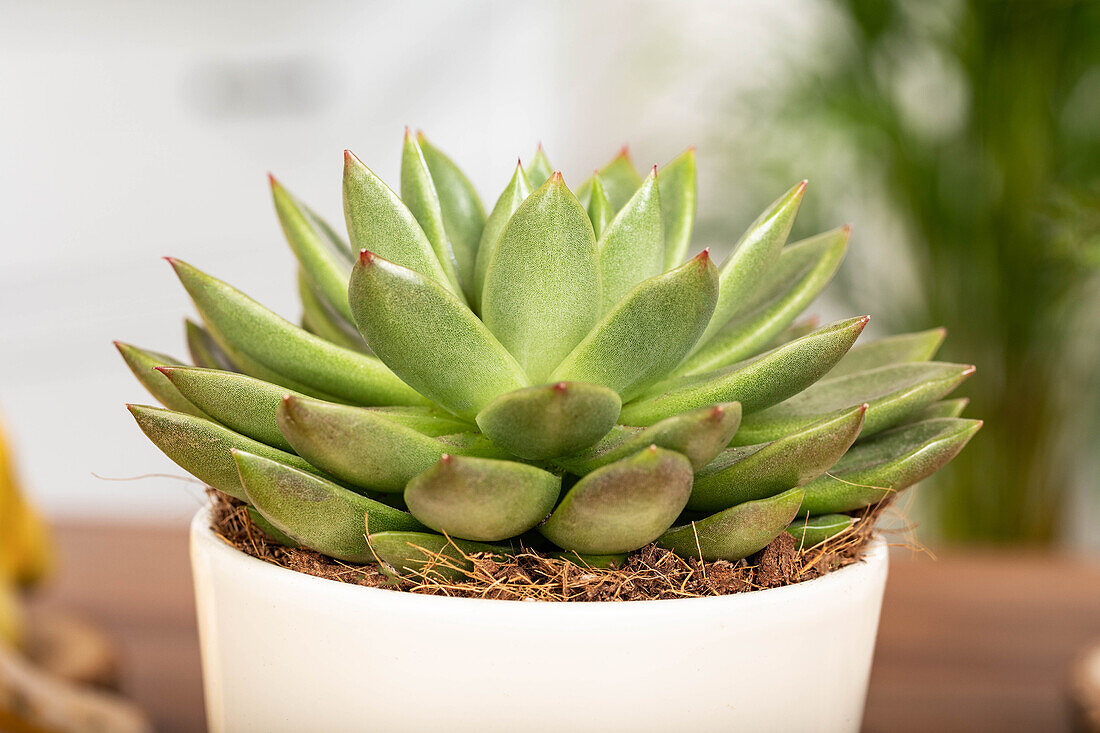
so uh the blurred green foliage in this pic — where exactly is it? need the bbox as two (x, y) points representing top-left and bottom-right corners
(712, 0), (1100, 543)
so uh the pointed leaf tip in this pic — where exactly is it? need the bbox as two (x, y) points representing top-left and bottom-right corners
(841, 224), (852, 235)
(797, 179), (808, 193)
(553, 381), (568, 393)
(550, 170), (563, 182)
(358, 249), (375, 265)
(962, 365), (977, 376)
(618, 145), (631, 158)
(440, 453), (453, 464)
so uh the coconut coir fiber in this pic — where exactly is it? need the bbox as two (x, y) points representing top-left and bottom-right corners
(210, 490), (893, 602)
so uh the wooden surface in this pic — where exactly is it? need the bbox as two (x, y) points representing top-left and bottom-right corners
(27, 524), (1100, 732)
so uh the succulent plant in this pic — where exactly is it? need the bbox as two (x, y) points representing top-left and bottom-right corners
(118, 131), (981, 573)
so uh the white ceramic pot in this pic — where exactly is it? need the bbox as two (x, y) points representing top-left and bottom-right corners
(190, 506), (888, 732)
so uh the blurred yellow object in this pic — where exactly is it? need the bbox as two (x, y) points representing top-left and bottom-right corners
(0, 415), (52, 648)
(0, 584), (20, 648)
(0, 416), (53, 588)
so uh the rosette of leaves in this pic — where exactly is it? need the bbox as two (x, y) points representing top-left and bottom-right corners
(118, 131), (980, 573)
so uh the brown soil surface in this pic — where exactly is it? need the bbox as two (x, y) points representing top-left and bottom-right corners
(210, 491), (893, 602)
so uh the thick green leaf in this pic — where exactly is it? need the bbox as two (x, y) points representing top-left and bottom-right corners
(735, 361), (976, 445)
(433, 432), (512, 459)
(680, 226), (849, 375)
(400, 132), (465, 298)
(170, 258), (425, 406)
(472, 162), (531, 313)
(475, 382), (621, 460)
(597, 167), (664, 313)
(197, 317), (345, 402)
(539, 446), (693, 554)
(342, 149), (456, 294)
(659, 147), (697, 269)
(247, 506), (299, 548)
(277, 395), (451, 492)
(127, 405), (316, 500)
(417, 132), (486, 302)
(296, 270), (370, 353)
(760, 316), (820, 352)
(405, 455), (561, 541)
(786, 514), (855, 548)
(586, 175), (614, 239)
(658, 488), (804, 561)
(349, 252), (527, 419)
(526, 144), (553, 188)
(234, 450), (423, 563)
(115, 342), (206, 418)
(908, 397), (969, 421)
(556, 402), (742, 474)
(185, 319), (236, 371)
(828, 328), (946, 379)
(367, 531), (509, 577)
(550, 251), (718, 401)
(271, 176), (355, 321)
(686, 404), (866, 512)
(577, 148), (643, 211)
(690, 181), (806, 354)
(481, 173), (601, 382)
(621, 316), (868, 426)
(363, 406), (473, 437)
(158, 367), (298, 452)
(800, 418), (983, 515)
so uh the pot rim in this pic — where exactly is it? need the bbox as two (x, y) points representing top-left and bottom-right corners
(191, 504), (887, 611)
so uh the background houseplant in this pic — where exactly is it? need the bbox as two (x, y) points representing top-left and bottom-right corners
(704, 0), (1100, 544)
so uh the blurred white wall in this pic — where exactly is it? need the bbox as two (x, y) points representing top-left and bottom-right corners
(0, 0), (816, 521)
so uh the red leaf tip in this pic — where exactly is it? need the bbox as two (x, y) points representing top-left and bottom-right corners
(440, 454), (454, 464)
(695, 248), (711, 263)
(267, 172), (277, 186)
(153, 366), (171, 376)
(552, 382), (568, 394)
(618, 144), (631, 159)
(796, 179), (808, 193)
(961, 365), (977, 376)
(858, 315), (871, 327)
(358, 249), (375, 265)
(841, 224), (853, 235)
(403, 126), (411, 140)
(550, 170), (563, 183)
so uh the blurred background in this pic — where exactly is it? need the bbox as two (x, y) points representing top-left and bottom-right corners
(2, 0), (1096, 546)
(2, 1), (1099, 729)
